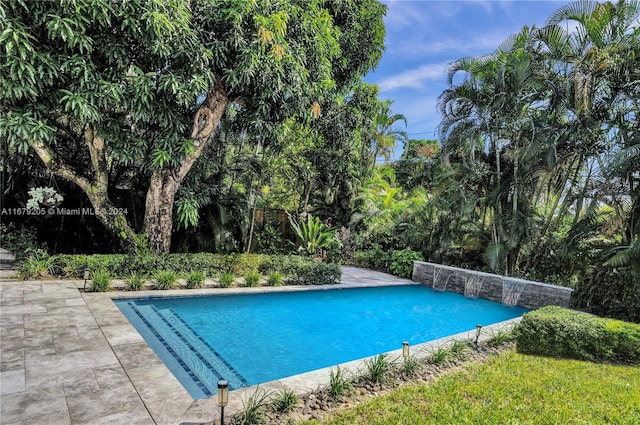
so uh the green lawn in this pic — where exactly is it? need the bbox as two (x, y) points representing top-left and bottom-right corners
(303, 352), (640, 425)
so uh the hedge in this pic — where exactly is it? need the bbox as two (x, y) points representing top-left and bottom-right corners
(45, 253), (341, 286)
(516, 306), (640, 364)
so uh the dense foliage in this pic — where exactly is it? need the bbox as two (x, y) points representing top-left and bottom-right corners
(1, 0), (386, 254)
(516, 306), (640, 363)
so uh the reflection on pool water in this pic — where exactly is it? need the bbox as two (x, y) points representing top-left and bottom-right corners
(115, 285), (528, 399)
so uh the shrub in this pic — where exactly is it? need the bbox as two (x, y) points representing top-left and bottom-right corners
(328, 366), (352, 400)
(488, 329), (516, 347)
(431, 347), (450, 364)
(154, 270), (177, 290)
(0, 223), (44, 261)
(323, 235), (343, 264)
(266, 271), (284, 286)
(219, 272), (235, 288)
(573, 268), (640, 323)
(389, 249), (423, 278)
(270, 389), (298, 413)
(350, 246), (391, 271)
(402, 355), (421, 378)
(186, 271), (206, 289)
(17, 249), (57, 279)
(126, 274), (146, 291)
(244, 271), (261, 287)
(232, 386), (272, 425)
(516, 306), (640, 363)
(290, 262), (341, 285)
(449, 340), (470, 359)
(364, 353), (392, 384)
(88, 269), (111, 292)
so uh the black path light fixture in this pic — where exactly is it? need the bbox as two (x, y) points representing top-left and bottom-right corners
(475, 324), (483, 345)
(217, 380), (229, 425)
(83, 267), (90, 291)
(402, 341), (410, 360)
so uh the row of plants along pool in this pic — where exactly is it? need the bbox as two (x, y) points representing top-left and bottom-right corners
(16, 252), (342, 291)
(214, 305), (640, 424)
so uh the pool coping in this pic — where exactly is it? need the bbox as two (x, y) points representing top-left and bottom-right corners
(81, 267), (524, 425)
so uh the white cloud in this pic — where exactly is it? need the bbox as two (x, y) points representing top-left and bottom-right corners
(378, 63), (448, 92)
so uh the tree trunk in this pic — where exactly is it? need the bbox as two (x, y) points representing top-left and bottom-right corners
(144, 82), (228, 254)
(30, 125), (141, 254)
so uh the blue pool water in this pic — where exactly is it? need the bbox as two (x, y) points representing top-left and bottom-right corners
(115, 285), (528, 399)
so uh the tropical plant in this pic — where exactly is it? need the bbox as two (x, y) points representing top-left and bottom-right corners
(154, 270), (177, 290)
(266, 271), (284, 286)
(270, 389), (298, 414)
(218, 272), (236, 288)
(369, 99), (408, 163)
(288, 213), (336, 256)
(328, 366), (352, 400)
(17, 249), (57, 279)
(0, 223), (43, 262)
(488, 330), (516, 347)
(126, 274), (146, 291)
(88, 269), (111, 292)
(186, 272), (206, 289)
(402, 355), (422, 378)
(449, 340), (470, 359)
(244, 271), (261, 287)
(364, 353), (393, 384)
(388, 249), (423, 278)
(232, 386), (273, 425)
(431, 347), (451, 365)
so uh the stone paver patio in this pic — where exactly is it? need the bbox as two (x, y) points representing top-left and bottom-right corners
(0, 256), (518, 425)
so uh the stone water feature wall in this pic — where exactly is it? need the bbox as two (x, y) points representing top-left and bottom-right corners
(412, 261), (572, 309)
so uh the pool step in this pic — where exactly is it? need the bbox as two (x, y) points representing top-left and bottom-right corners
(152, 306), (249, 390)
(123, 302), (247, 397)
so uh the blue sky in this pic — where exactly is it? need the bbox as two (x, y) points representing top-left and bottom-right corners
(365, 0), (572, 158)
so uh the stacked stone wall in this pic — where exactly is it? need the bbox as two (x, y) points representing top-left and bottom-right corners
(412, 261), (572, 309)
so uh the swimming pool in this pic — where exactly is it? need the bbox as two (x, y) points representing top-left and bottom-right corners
(115, 285), (528, 399)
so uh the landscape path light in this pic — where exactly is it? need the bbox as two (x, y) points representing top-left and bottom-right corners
(217, 380), (229, 425)
(83, 268), (90, 291)
(402, 341), (410, 359)
(475, 324), (483, 345)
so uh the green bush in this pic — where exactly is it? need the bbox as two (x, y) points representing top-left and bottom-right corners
(388, 249), (423, 278)
(364, 353), (392, 384)
(516, 306), (640, 363)
(17, 249), (57, 279)
(328, 366), (352, 400)
(154, 270), (177, 290)
(0, 223), (44, 261)
(266, 271), (284, 286)
(186, 272), (206, 289)
(350, 247), (391, 271)
(51, 253), (310, 280)
(573, 268), (640, 323)
(290, 262), (341, 285)
(88, 269), (111, 292)
(126, 274), (146, 291)
(218, 272), (235, 288)
(244, 271), (261, 287)
(270, 389), (298, 414)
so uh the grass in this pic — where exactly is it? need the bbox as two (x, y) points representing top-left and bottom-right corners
(301, 351), (640, 424)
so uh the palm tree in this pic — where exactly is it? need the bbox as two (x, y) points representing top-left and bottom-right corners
(370, 100), (408, 164)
